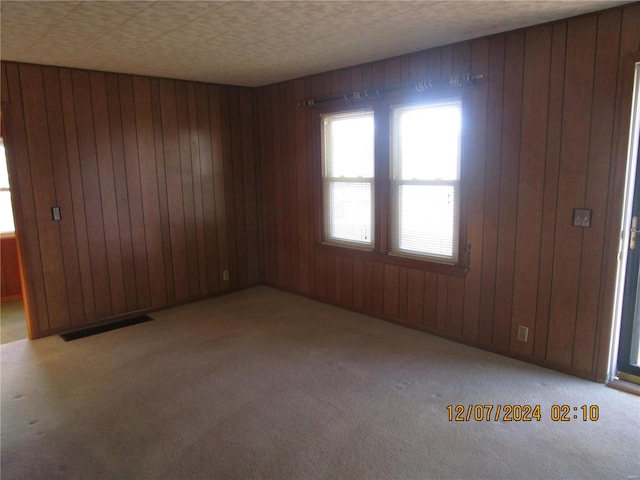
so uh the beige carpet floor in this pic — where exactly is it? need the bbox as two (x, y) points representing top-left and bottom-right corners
(1, 286), (638, 479)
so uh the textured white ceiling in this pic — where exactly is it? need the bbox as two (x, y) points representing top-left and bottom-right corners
(0, 1), (632, 87)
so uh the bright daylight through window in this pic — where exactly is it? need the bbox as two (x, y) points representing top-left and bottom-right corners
(0, 138), (15, 234)
(322, 110), (374, 248)
(390, 99), (462, 263)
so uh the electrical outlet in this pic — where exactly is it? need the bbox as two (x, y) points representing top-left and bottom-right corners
(222, 270), (229, 282)
(517, 326), (529, 342)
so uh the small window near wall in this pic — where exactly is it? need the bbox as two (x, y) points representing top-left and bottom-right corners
(0, 139), (15, 234)
(321, 110), (375, 249)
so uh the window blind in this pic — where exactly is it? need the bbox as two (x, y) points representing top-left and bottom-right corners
(322, 110), (374, 248)
(0, 139), (15, 234)
(390, 100), (461, 263)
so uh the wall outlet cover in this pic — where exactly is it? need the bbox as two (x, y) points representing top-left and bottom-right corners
(517, 326), (529, 342)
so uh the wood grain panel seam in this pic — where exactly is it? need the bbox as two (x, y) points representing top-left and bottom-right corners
(542, 23), (569, 361)
(44, 67), (78, 326)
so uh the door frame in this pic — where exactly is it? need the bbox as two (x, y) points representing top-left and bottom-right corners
(609, 60), (640, 389)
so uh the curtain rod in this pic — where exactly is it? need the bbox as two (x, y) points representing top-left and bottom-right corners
(298, 73), (483, 108)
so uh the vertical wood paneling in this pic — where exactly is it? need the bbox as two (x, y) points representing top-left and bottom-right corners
(194, 83), (219, 294)
(572, 10), (622, 372)
(133, 76), (167, 306)
(362, 259), (373, 313)
(352, 258), (364, 309)
(383, 264), (399, 318)
(398, 267), (408, 322)
(240, 88), (260, 286)
(90, 71), (127, 315)
(59, 68), (96, 323)
(462, 37), (489, 342)
(447, 277), (464, 337)
(478, 35), (505, 346)
(341, 256), (353, 307)
(150, 78), (176, 303)
(409, 50), (429, 84)
(119, 74), (152, 309)
(4, 61), (259, 337)
(20, 65), (70, 330)
(105, 73), (139, 312)
(227, 87), (248, 288)
(492, 31), (524, 351)
(176, 81), (201, 297)
(208, 84), (230, 290)
(436, 274), (448, 331)
(159, 79), (189, 301)
(534, 22), (567, 361)
(285, 81), (299, 291)
(423, 272), (437, 329)
(372, 262), (384, 316)
(427, 47), (442, 82)
(407, 269), (424, 326)
(72, 69), (113, 318)
(546, 16), (598, 367)
(186, 83), (208, 296)
(255, 4), (636, 382)
(0, 237), (22, 299)
(272, 85), (286, 287)
(41, 67), (84, 325)
(294, 79), (310, 293)
(334, 256), (342, 303)
(257, 86), (272, 283)
(510, 26), (552, 355)
(305, 77), (317, 294)
(325, 251), (336, 302)
(4, 63), (50, 333)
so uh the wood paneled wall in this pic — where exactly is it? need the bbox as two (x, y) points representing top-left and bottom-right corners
(1, 62), (260, 338)
(256, 4), (640, 381)
(1, 235), (22, 301)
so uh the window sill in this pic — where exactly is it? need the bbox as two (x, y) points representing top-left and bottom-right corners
(317, 243), (468, 277)
(0, 232), (16, 240)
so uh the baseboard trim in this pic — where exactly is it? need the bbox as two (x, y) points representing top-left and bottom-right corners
(1, 294), (23, 302)
(262, 281), (600, 383)
(607, 378), (640, 396)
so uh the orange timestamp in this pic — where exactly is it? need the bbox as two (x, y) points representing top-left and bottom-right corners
(446, 404), (600, 422)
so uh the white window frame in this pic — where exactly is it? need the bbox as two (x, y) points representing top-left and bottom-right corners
(389, 98), (462, 264)
(321, 109), (375, 250)
(0, 138), (15, 235)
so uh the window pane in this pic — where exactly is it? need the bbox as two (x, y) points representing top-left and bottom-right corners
(326, 181), (372, 245)
(390, 99), (462, 263)
(0, 191), (15, 234)
(325, 114), (374, 178)
(394, 103), (460, 181)
(0, 141), (8, 189)
(322, 110), (374, 248)
(396, 185), (457, 259)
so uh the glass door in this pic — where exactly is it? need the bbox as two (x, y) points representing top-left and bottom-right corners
(618, 138), (640, 381)
(616, 62), (640, 384)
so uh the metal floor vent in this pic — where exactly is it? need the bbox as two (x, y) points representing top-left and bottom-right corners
(60, 316), (153, 341)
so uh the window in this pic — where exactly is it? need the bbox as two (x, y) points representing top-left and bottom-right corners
(390, 99), (462, 263)
(0, 138), (15, 234)
(321, 110), (374, 249)
(320, 96), (464, 269)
